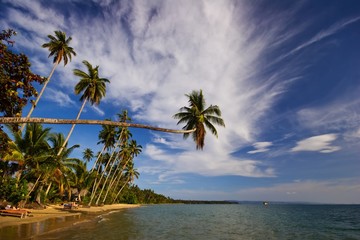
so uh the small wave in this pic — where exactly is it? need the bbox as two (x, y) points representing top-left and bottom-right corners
(97, 217), (109, 223)
(102, 210), (121, 216)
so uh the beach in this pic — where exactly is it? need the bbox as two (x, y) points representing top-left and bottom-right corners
(0, 203), (140, 229)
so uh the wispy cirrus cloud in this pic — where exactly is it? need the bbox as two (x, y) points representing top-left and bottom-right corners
(43, 88), (76, 107)
(248, 142), (273, 154)
(291, 134), (340, 153)
(296, 97), (360, 132)
(277, 16), (360, 62)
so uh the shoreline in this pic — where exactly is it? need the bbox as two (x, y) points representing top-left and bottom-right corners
(0, 203), (141, 238)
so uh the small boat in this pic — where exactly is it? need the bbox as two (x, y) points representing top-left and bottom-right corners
(263, 201), (269, 206)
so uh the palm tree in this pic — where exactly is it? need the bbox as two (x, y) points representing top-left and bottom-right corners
(112, 161), (139, 203)
(58, 60), (109, 155)
(87, 119), (119, 205)
(96, 113), (132, 204)
(173, 90), (225, 150)
(70, 159), (93, 202)
(44, 133), (80, 201)
(82, 148), (94, 163)
(21, 31), (76, 131)
(4, 123), (51, 181)
(90, 119), (117, 171)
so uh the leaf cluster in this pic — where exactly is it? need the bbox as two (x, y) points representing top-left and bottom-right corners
(0, 29), (45, 154)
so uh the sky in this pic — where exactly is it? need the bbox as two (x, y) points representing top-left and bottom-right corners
(1, 0), (360, 204)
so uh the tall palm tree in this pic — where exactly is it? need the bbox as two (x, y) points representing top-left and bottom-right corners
(173, 90), (225, 150)
(21, 31), (76, 131)
(58, 60), (109, 155)
(82, 148), (94, 163)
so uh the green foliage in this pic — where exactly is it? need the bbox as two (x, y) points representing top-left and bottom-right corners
(173, 89), (225, 150)
(0, 176), (28, 205)
(123, 191), (138, 204)
(0, 29), (44, 155)
(117, 185), (174, 204)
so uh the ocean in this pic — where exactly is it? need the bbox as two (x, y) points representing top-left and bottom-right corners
(1, 203), (360, 239)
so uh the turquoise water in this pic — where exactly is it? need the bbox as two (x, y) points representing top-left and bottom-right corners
(2, 204), (360, 239)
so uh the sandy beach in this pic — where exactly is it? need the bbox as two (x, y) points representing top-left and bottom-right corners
(0, 204), (141, 228)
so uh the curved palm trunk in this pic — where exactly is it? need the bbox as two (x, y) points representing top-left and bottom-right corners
(1, 117), (196, 134)
(95, 154), (119, 205)
(20, 62), (59, 132)
(88, 143), (118, 206)
(112, 176), (130, 204)
(90, 145), (106, 172)
(98, 128), (128, 204)
(101, 157), (125, 203)
(44, 182), (52, 200)
(57, 99), (87, 156)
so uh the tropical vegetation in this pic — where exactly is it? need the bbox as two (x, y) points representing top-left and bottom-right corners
(0, 29), (225, 208)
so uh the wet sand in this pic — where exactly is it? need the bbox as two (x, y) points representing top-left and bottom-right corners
(0, 204), (141, 238)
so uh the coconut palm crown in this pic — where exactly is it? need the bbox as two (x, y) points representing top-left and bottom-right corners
(173, 90), (225, 150)
(42, 30), (76, 65)
(74, 60), (110, 105)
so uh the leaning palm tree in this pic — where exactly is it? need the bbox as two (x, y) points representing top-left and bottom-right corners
(57, 60), (109, 155)
(173, 90), (225, 150)
(21, 30), (76, 131)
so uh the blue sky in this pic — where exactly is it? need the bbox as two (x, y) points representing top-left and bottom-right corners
(1, 0), (360, 204)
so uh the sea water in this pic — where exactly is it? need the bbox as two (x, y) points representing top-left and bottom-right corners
(1, 204), (360, 239)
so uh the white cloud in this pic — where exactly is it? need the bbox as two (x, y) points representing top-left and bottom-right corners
(291, 134), (341, 153)
(297, 98), (360, 132)
(43, 88), (76, 107)
(91, 105), (105, 116)
(141, 144), (275, 178)
(248, 141), (273, 154)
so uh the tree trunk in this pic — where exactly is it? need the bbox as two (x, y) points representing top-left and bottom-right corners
(112, 177), (130, 204)
(23, 174), (42, 207)
(21, 62), (59, 132)
(57, 99), (87, 156)
(44, 182), (52, 201)
(90, 145), (106, 172)
(89, 142), (119, 206)
(1, 117), (196, 134)
(103, 154), (131, 204)
(35, 184), (44, 204)
(101, 157), (124, 203)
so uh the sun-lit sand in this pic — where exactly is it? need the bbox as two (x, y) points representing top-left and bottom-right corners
(0, 204), (141, 228)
